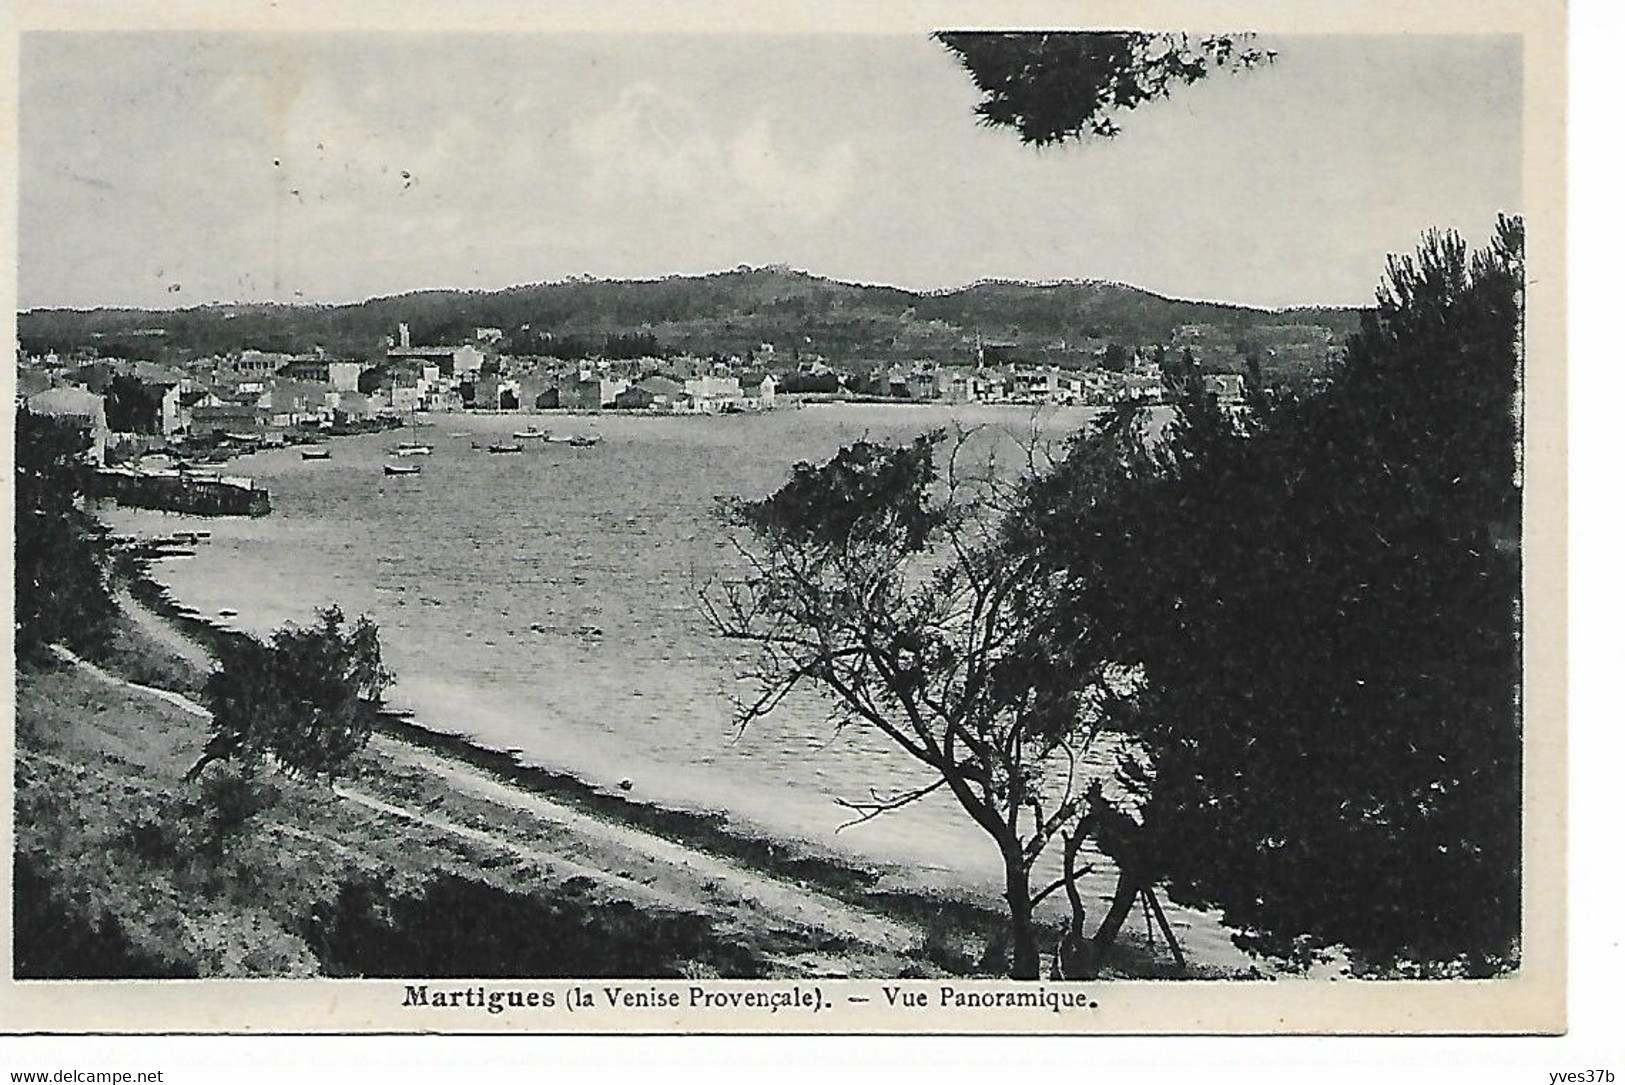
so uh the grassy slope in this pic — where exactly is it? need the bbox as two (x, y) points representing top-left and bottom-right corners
(13, 625), (830, 979)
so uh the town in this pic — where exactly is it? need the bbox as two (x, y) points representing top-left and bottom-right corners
(16, 317), (1332, 470)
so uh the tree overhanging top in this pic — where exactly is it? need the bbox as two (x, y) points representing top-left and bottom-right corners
(933, 31), (1274, 147)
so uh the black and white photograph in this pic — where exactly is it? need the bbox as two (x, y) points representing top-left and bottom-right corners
(3, 0), (1567, 1039)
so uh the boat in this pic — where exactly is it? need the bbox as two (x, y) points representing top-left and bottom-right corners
(383, 463), (422, 476)
(301, 447), (332, 461)
(394, 409), (434, 456)
(487, 443), (523, 455)
(568, 433), (601, 448)
(514, 427), (550, 441)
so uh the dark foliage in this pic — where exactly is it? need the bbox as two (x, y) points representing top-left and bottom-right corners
(190, 605), (392, 782)
(13, 855), (196, 979)
(196, 764), (278, 842)
(729, 435), (948, 555)
(933, 31), (1272, 146)
(102, 373), (166, 435)
(1097, 341), (1132, 372)
(14, 409), (115, 660)
(306, 874), (766, 978)
(1014, 218), (1524, 972)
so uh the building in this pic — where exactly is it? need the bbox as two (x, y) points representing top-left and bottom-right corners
(333, 391), (377, 424)
(515, 371), (559, 410)
(627, 374), (684, 410)
(190, 400), (270, 438)
(740, 373), (777, 409)
(612, 385), (657, 410)
(1123, 368), (1164, 404)
(260, 381), (335, 427)
(1203, 373), (1247, 406)
(71, 360), (186, 436)
(227, 351), (289, 380)
(369, 357), (446, 412)
(472, 374), (522, 410)
(177, 387), (218, 432)
(280, 357), (363, 393)
(26, 385), (109, 464)
(557, 374), (629, 412)
(661, 355), (710, 380)
(682, 375), (742, 412)
(387, 343), (484, 379)
(937, 370), (983, 403)
(906, 369), (938, 401)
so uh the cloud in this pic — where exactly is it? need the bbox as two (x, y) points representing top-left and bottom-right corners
(571, 82), (721, 201)
(728, 116), (856, 223)
(571, 84), (855, 224)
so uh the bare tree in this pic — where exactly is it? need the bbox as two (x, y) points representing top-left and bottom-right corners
(704, 428), (1119, 978)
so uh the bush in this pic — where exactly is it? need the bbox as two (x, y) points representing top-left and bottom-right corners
(197, 764), (277, 841)
(188, 606), (392, 782)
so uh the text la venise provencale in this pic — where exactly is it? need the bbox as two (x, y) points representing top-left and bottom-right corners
(401, 984), (1097, 1016)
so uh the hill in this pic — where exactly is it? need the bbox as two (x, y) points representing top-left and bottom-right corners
(18, 267), (1365, 374)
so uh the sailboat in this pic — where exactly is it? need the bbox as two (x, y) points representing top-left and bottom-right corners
(394, 408), (434, 456)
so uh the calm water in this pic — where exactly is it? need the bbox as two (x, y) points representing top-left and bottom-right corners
(104, 403), (1250, 967)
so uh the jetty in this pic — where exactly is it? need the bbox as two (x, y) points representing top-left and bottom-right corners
(89, 467), (271, 517)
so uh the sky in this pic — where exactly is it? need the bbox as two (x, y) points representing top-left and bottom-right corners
(19, 32), (1521, 311)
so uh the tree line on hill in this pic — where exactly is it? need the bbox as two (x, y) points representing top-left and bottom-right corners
(19, 270), (1360, 378)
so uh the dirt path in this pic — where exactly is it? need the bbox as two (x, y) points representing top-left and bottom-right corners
(47, 643), (924, 958)
(369, 734), (923, 948)
(114, 587), (217, 674)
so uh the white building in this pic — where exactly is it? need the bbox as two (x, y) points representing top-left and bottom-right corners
(27, 385), (109, 464)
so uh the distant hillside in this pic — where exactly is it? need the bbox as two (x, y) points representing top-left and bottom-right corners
(18, 267), (1365, 373)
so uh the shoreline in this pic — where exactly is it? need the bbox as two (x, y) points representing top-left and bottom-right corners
(106, 525), (1228, 979)
(112, 547), (1022, 955)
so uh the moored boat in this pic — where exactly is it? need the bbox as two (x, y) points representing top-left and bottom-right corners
(301, 447), (332, 461)
(514, 427), (550, 441)
(568, 433), (601, 447)
(383, 463), (422, 476)
(487, 443), (523, 455)
(394, 408), (433, 455)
